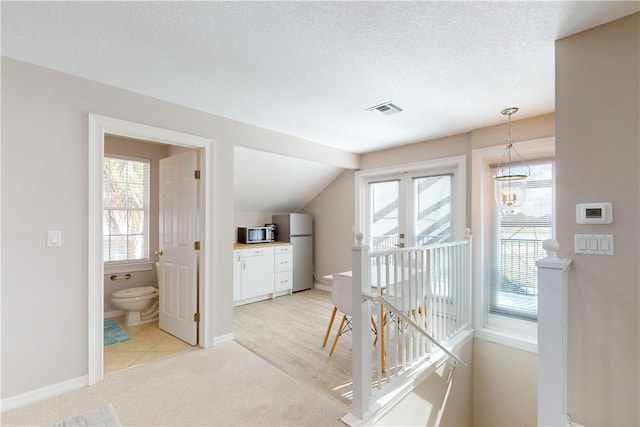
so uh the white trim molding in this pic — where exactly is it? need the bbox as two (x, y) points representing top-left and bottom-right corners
(88, 114), (216, 386)
(471, 137), (555, 350)
(0, 376), (88, 412)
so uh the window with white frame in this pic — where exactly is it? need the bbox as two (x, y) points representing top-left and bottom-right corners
(488, 160), (554, 321)
(103, 155), (150, 264)
(472, 137), (555, 348)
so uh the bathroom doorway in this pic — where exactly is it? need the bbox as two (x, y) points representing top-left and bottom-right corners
(102, 135), (199, 373)
(88, 114), (216, 385)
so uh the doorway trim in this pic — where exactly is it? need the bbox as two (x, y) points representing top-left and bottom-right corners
(88, 114), (215, 385)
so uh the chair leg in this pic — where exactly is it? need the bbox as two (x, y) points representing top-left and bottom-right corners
(371, 316), (378, 346)
(329, 315), (347, 356)
(322, 306), (337, 348)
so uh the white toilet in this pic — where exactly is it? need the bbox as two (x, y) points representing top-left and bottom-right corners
(110, 285), (160, 327)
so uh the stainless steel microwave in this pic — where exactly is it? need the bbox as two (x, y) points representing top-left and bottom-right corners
(237, 226), (275, 244)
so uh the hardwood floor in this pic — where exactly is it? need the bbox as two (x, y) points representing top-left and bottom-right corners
(233, 289), (354, 407)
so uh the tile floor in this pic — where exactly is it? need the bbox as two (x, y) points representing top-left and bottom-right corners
(104, 316), (194, 374)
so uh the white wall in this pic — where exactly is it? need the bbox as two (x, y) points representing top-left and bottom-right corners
(556, 14), (639, 426)
(0, 57), (355, 401)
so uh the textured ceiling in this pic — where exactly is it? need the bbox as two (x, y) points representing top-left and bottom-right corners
(2, 1), (638, 154)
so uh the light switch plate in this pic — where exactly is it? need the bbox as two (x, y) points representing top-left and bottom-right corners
(574, 234), (613, 255)
(47, 230), (62, 248)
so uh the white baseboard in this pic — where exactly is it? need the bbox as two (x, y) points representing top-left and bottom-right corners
(104, 309), (124, 319)
(1, 375), (87, 412)
(313, 282), (331, 292)
(213, 332), (235, 345)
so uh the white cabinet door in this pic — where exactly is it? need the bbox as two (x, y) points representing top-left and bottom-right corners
(233, 250), (242, 301)
(241, 248), (274, 299)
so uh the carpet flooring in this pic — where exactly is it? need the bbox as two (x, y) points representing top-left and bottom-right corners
(1, 341), (348, 426)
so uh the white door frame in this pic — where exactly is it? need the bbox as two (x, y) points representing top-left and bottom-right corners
(88, 114), (215, 385)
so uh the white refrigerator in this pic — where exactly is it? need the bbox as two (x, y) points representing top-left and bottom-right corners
(272, 213), (313, 292)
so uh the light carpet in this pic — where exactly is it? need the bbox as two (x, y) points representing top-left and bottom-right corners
(52, 403), (120, 426)
(1, 341), (348, 426)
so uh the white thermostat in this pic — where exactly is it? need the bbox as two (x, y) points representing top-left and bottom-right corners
(576, 202), (613, 224)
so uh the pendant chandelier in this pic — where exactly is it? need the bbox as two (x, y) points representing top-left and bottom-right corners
(494, 107), (530, 211)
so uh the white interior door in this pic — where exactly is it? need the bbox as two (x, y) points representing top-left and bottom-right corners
(158, 150), (199, 345)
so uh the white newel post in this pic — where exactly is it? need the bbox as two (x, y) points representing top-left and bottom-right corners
(350, 233), (371, 420)
(536, 239), (572, 427)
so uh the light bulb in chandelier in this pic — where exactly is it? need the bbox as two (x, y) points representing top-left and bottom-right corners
(495, 178), (527, 210)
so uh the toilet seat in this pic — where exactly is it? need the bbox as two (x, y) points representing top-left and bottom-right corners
(111, 286), (158, 299)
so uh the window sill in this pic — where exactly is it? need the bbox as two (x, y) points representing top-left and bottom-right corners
(475, 326), (538, 354)
(104, 261), (154, 275)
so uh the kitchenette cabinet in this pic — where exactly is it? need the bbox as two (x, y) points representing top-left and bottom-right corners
(233, 243), (293, 306)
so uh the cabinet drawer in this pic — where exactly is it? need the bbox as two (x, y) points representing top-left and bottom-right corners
(240, 246), (275, 257)
(275, 271), (293, 292)
(275, 245), (292, 254)
(275, 253), (293, 272)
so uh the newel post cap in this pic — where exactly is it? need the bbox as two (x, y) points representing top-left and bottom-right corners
(542, 239), (560, 259)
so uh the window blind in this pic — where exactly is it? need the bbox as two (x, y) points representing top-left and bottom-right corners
(103, 156), (150, 263)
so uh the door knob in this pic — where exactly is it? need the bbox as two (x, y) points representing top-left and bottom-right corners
(155, 249), (164, 256)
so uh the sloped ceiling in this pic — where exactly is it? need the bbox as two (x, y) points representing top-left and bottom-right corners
(234, 147), (344, 213)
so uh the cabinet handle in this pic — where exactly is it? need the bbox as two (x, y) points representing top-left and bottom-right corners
(242, 260), (245, 270)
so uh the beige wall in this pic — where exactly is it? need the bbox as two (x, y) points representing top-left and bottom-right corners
(302, 170), (356, 282)
(102, 136), (170, 314)
(305, 113), (554, 425)
(0, 57), (354, 400)
(473, 339), (537, 426)
(556, 14), (639, 426)
(376, 339), (474, 427)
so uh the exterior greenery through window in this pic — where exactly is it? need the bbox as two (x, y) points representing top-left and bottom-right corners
(103, 156), (150, 263)
(489, 160), (554, 321)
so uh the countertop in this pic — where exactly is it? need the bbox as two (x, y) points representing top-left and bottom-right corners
(233, 241), (292, 250)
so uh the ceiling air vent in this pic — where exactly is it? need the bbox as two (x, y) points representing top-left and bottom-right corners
(366, 101), (403, 116)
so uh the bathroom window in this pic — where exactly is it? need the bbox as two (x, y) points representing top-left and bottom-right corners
(103, 155), (150, 264)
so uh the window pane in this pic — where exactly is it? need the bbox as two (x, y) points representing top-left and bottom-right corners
(127, 183), (145, 209)
(109, 235), (128, 261)
(127, 235), (145, 260)
(489, 161), (553, 321)
(128, 211), (145, 235)
(370, 180), (400, 251)
(413, 174), (452, 245)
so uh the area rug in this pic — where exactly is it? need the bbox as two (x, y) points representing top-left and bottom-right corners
(52, 403), (121, 426)
(104, 319), (130, 346)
